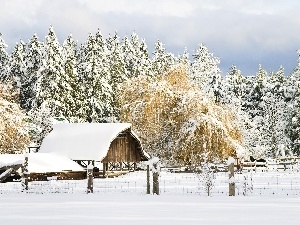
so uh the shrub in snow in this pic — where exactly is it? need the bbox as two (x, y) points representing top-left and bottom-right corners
(242, 172), (253, 196)
(195, 153), (215, 196)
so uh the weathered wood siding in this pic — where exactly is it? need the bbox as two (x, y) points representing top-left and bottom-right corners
(101, 131), (142, 163)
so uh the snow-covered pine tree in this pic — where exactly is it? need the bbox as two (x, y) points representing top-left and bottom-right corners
(106, 32), (127, 122)
(224, 65), (245, 101)
(242, 65), (290, 158)
(34, 26), (79, 121)
(243, 65), (267, 119)
(139, 39), (153, 77)
(29, 26), (80, 143)
(34, 26), (66, 114)
(21, 34), (43, 111)
(190, 43), (224, 102)
(286, 50), (300, 156)
(264, 67), (291, 157)
(0, 34), (10, 82)
(122, 32), (152, 78)
(151, 40), (176, 76)
(107, 32), (126, 87)
(286, 96), (300, 155)
(62, 34), (84, 122)
(177, 48), (190, 67)
(241, 65), (268, 157)
(9, 41), (26, 97)
(224, 65), (252, 158)
(77, 31), (113, 122)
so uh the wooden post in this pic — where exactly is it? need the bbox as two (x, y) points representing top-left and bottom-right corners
(152, 158), (160, 195)
(87, 164), (93, 194)
(103, 162), (107, 177)
(134, 162), (137, 171)
(127, 162), (131, 171)
(21, 153), (29, 192)
(146, 165), (150, 194)
(228, 157), (235, 196)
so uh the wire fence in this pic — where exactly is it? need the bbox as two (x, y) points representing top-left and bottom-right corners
(1, 170), (300, 196)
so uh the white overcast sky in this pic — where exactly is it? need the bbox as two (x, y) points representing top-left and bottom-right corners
(1, 0), (300, 75)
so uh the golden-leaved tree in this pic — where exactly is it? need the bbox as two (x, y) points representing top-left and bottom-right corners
(119, 65), (243, 165)
(0, 84), (30, 153)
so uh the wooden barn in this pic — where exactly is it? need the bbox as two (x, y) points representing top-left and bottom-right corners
(39, 123), (150, 176)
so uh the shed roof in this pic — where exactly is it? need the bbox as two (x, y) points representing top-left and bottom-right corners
(39, 123), (149, 161)
(0, 153), (84, 173)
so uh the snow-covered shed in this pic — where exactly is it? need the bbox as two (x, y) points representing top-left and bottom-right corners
(0, 153), (84, 174)
(0, 153), (85, 182)
(39, 123), (150, 172)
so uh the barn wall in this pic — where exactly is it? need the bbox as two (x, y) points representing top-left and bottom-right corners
(102, 132), (142, 163)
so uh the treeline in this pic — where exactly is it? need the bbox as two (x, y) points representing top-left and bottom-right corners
(1, 26), (300, 162)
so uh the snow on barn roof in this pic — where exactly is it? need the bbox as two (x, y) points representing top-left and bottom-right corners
(39, 123), (149, 161)
(0, 153), (84, 173)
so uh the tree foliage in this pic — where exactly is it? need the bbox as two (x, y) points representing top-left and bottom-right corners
(1, 27), (300, 161)
(0, 83), (30, 153)
(119, 65), (243, 165)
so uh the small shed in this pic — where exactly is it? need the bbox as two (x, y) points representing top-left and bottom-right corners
(0, 153), (85, 182)
(0, 153), (84, 173)
(39, 123), (150, 174)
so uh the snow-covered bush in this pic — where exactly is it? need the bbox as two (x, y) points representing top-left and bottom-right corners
(0, 83), (30, 153)
(195, 153), (215, 196)
(242, 172), (253, 196)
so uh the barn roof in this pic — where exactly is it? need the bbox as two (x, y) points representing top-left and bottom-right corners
(0, 153), (84, 173)
(39, 123), (150, 161)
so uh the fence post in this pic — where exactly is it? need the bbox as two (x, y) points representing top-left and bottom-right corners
(21, 153), (29, 192)
(146, 165), (150, 194)
(87, 164), (93, 194)
(228, 157), (235, 196)
(152, 157), (160, 195)
(102, 162), (107, 177)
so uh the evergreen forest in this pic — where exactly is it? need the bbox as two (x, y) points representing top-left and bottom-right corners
(1, 26), (300, 165)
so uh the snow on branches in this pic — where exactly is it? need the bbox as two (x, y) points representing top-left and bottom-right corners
(0, 83), (30, 153)
(119, 65), (243, 165)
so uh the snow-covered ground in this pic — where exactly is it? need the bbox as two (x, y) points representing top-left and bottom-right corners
(1, 170), (300, 224)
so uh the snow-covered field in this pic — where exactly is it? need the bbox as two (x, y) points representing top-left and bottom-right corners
(1, 170), (300, 225)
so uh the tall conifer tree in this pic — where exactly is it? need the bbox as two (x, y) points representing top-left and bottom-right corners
(78, 31), (113, 122)
(21, 34), (43, 111)
(0, 34), (10, 82)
